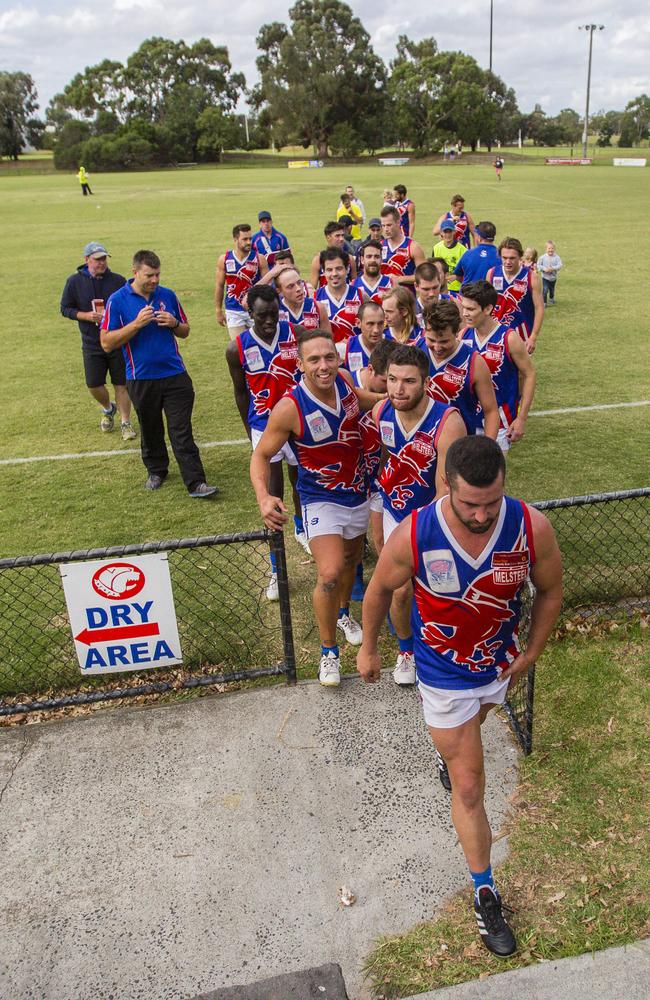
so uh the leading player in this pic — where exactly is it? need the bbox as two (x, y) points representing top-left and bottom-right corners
(357, 435), (562, 957)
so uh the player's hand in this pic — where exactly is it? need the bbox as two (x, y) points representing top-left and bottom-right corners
(526, 336), (537, 355)
(507, 417), (526, 443)
(136, 305), (155, 328)
(499, 652), (534, 688)
(356, 646), (382, 683)
(216, 308), (226, 327)
(154, 310), (178, 328)
(260, 495), (289, 531)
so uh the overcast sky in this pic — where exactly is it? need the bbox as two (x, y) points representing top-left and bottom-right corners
(1, 0), (648, 118)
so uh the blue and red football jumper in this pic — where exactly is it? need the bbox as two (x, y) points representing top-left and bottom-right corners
(315, 284), (363, 346)
(397, 199), (414, 237)
(426, 341), (479, 434)
(224, 249), (262, 316)
(377, 398), (458, 522)
(278, 295), (320, 330)
(487, 262), (535, 342)
(462, 324), (519, 432)
(287, 373), (367, 507)
(410, 495), (536, 688)
(344, 334), (376, 372)
(236, 321), (298, 433)
(381, 237), (416, 281)
(442, 211), (472, 249)
(353, 272), (392, 304)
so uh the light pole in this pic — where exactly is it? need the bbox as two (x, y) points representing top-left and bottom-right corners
(578, 24), (604, 159)
(489, 1), (494, 73)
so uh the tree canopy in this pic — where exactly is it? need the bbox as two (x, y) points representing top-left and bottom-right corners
(0, 72), (40, 159)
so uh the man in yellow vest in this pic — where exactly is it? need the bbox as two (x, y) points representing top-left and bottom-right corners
(77, 165), (93, 196)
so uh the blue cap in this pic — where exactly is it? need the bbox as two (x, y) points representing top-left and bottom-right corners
(83, 241), (110, 258)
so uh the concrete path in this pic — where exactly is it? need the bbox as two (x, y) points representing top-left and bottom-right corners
(0, 674), (517, 1000)
(404, 938), (650, 999)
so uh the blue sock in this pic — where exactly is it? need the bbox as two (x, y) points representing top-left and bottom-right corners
(321, 644), (339, 658)
(355, 562), (364, 582)
(293, 514), (304, 533)
(470, 865), (495, 899)
(398, 634), (413, 654)
(269, 551), (277, 573)
(338, 606), (349, 619)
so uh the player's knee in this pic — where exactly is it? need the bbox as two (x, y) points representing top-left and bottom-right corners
(393, 581), (412, 605)
(450, 768), (484, 810)
(317, 566), (342, 592)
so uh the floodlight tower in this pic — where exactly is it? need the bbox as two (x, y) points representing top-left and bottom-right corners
(578, 24), (604, 159)
(489, 1), (494, 73)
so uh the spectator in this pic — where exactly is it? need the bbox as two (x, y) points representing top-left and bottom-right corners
(537, 241), (564, 306)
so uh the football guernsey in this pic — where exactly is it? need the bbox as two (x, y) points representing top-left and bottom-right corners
(462, 324), (519, 431)
(315, 284), (363, 346)
(102, 281), (186, 380)
(487, 263), (535, 340)
(278, 295), (320, 329)
(353, 273), (392, 304)
(354, 369), (382, 498)
(224, 249), (261, 317)
(426, 341), (479, 434)
(287, 373), (367, 507)
(236, 321), (298, 433)
(344, 334), (376, 373)
(411, 495), (535, 688)
(251, 227), (290, 269)
(385, 325), (425, 349)
(442, 210), (472, 249)
(381, 237), (416, 280)
(397, 199), (414, 237)
(377, 398), (457, 522)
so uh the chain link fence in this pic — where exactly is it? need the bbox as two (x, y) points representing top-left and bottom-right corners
(504, 488), (650, 753)
(0, 531), (296, 717)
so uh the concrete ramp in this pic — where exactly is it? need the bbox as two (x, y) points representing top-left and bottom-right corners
(0, 674), (518, 999)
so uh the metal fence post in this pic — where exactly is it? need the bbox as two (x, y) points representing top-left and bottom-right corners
(523, 666), (536, 755)
(268, 530), (298, 685)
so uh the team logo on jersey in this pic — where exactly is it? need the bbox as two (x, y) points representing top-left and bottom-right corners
(492, 550), (529, 585)
(225, 259), (236, 273)
(244, 346), (264, 372)
(380, 421), (395, 447)
(306, 410), (330, 441)
(423, 549), (460, 593)
(347, 351), (363, 372)
(492, 276), (504, 290)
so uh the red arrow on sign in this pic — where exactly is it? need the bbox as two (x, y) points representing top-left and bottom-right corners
(74, 623), (160, 646)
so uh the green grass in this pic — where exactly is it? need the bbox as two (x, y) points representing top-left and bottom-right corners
(365, 623), (650, 997)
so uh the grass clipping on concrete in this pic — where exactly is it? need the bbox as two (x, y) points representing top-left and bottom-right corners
(365, 621), (650, 998)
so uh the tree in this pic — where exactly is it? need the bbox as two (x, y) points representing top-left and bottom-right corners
(255, 0), (387, 157)
(621, 94), (650, 145)
(196, 107), (241, 161)
(0, 72), (39, 159)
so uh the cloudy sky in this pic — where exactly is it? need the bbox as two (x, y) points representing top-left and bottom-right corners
(1, 0), (648, 118)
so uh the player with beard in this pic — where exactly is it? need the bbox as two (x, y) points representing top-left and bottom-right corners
(344, 299), (386, 373)
(316, 249), (364, 359)
(393, 183), (416, 238)
(353, 241), (392, 303)
(310, 221), (357, 289)
(486, 237), (544, 354)
(372, 345), (466, 686)
(215, 224), (268, 340)
(357, 435), (562, 958)
(251, 330), (387, 687)
(380, 206), (426, 290)
(460, 281), (537, 453)
(423, 301), (499, 439)
(226, 285), (310, 580)
(275, 266), (330, 332)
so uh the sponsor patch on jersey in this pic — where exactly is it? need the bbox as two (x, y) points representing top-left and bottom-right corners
(279, 341), (298, 361)
(306, 410), (330, 442)
(442, 363), (466, 387)
(485, 344), (504, 363)
(380, 421), (396, 448)
(491, 550), (529, 585)
(244, 346), (264, 372)
(225, 259), (236, 273)
(422, 549), (460, 593)
(411, 431), (435, 457)
(341, 392), (359, 416)
(513, 280), (527, 292)
(347, 352), (363, 372)
(492, 276), (504, 290)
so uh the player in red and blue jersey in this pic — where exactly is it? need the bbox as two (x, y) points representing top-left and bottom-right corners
(393, 184), (416, 238)
(433, 194), (476, 250)
(353, 241), (392, 303)
(251, 330), (387, 688)
(380, 206), (426, 291)
(371, 345), (465, 687)
(459, 281), (537, 453)
(422, 301), (499, 439)
(316, 249), (364, 358)
(382, 286), (425, 348)
(226, 285), (309, 590)
(344, 299), (386, 374)
(358, 435), (562, 958)
(486, 237), (544, 354)
(251, 210), (290, 269)
(275, 266), (329, 331)
(215, 224), (267, 340)
(310, 220), (357, 290)
(101, 249), (218, 498)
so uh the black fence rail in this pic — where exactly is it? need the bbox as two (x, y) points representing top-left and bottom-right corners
(0, 531), (296, 717)
(504, 487), (650, 753)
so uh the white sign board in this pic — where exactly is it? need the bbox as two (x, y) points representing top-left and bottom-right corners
(60, 553), (182, 675)
(378, 157), (410, 166)
(613, 158), (646, 167)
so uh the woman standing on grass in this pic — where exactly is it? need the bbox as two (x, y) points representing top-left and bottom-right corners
(381, 287), (424, 347)
(537, 241), (563, 306)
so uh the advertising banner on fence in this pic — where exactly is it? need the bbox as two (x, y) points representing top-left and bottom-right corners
(613, 158), (647, 167)
(60, 554), (182, 675)
(544, 158), (592, 165)
(287, 159), (324, 168)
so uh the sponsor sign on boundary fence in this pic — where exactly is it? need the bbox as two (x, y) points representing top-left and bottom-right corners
(545, 158), (592, 165)
(287, 160), (324, 169)
(378, 157), (410, 166)
(613, 158), (647, 167)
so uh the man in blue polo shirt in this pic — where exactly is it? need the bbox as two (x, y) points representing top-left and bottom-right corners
(251, 211), (290, 269)
(453, 222), (499, 285)
(101, 249), (218, 498)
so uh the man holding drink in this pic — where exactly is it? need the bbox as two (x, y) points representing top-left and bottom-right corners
(60, 241), (136, 439)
